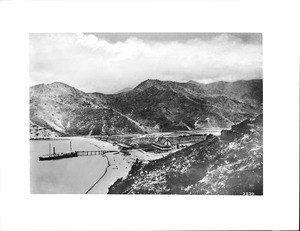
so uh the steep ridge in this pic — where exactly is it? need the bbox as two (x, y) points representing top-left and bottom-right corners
(30, 82), (145, 136)
(108, 114), (263, 195)
(186, 79), (263, 107)
(103, 79), (262, 131)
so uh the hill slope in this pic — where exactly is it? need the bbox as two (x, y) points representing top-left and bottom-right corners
(30, 121), (63, 139)
(102, 79), (262, 131)
(30, 82), (145, 136)
(108, 114), (263, 195)
(30, 79), (262, 136)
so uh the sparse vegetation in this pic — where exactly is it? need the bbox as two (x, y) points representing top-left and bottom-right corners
(30, 79), (262, 137)
(108, 114), (263, 195)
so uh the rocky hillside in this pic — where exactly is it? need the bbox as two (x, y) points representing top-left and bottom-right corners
(108, 114), (263, 195)
(186, 79), (262, 107)
(30, 82), (145, 136)
(30, 79), (262, 137)
(102, 79), (262, 131)
(30, 121), (63, 139)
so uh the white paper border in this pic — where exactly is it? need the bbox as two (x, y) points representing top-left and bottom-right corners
(0, 0), (299, 230)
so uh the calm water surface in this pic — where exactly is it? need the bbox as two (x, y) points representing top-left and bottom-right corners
(30, 138), (107, 194)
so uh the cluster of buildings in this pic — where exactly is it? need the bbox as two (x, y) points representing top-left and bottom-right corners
(116, 135), (185, 153)
(151, 136), (178, 152)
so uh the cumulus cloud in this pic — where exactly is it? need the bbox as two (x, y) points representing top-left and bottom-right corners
(30, 33), (262, 93)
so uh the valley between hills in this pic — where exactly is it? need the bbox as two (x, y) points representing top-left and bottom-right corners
(30, 78), (262, 138)
(30, 78), (263, 194)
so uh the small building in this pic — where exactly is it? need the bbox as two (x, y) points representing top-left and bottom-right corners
(152, 136), (173, 152)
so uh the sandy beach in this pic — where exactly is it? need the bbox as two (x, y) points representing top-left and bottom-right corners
(31, 136), (173, 194)
(69, 137), (173, 194)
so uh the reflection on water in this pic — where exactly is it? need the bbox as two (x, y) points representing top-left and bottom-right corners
(30, 139), (107, 194)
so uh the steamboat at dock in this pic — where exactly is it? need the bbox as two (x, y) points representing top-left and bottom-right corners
(39, 141), (116, 161)
(39, 141), (78, 161)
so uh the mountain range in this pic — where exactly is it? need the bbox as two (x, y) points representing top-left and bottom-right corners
(30, 78), (262, 138)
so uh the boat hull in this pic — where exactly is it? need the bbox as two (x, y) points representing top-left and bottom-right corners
(39, 152), (78, 161)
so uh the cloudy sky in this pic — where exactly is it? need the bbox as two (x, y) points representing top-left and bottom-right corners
(30, 33), (262, 94)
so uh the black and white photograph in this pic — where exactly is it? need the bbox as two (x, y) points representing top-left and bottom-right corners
(30, 33), (263, 194)
(1, 1), (299, 230)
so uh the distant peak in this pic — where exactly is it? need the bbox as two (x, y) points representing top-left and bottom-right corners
(134, 78), (162, 90)
(50, 82), (71, 87)
(114, 87), (133, 94)
(187, 80), (200, 85)
(144, 79), (162, 84)
(30, 81), (87, 96)
(47, 82), (82, 92)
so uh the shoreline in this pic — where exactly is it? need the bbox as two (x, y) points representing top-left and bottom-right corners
(29, 127), (223, 141)
(73, 136), (175, 194)
(85, 154), (110, 194)
(31, 136), (176, 194)
(70, 136), (133, 194)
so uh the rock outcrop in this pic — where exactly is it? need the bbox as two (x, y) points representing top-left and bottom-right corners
(30, 121), (62, 139)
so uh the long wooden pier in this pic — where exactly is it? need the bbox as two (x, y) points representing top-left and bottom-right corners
(77, 150), (116, 156)
(39, 141), (117, 161)
(39, 150), (117, 161)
